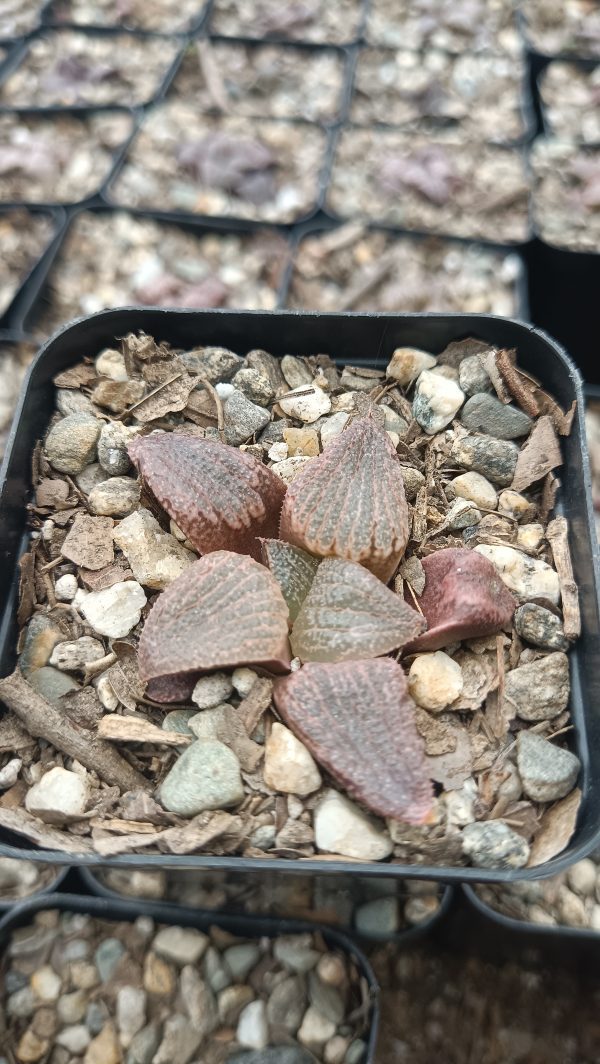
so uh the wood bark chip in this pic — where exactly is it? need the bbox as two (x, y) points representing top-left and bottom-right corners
(495, 348), (540, 417)
(274, 658), (433, 823)
(62, 512), (114, 571)
(53, 364), (97, 389)
(98, 715), (193, 746)
(527, 787), (582, 867)
(511, 414), (563, 492)
(122, 371), (198, 422)
(138, 551), (291, 682)
(0, 807), (94, 853)
(0, 669), (148, 793)
(546, 515), (581, 640)
(129, 432), (286, 561)
(17, 549), (36, 627)
(280, 416), (410, 583)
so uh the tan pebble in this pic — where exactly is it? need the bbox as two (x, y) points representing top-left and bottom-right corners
(83, 1021), (121, 1064)
(386, 346), (436, 386)
(408, 652), (463, 712)
(143, 952), (175, 996)
(30, 965), (62, 1003)
(324, 1034), (351, 1064)
(498, 489), (536, 522)
(284, 427), (320, 457)
(557, 886), (588, 928)
(516, 522), (545, 552)
(316, 954), (347, 987)
(70, 962), (99, 990)
(567, 858), (597, 897)
(450, 471), (498, 510)
(16, 1029), (48, 1063)
(264, 723), (322, 796)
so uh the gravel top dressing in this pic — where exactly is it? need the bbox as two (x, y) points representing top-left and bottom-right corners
(0, 209), (55, 319)
(522, 0), (600, 57)
(0, 112), (134, 205)
(539, 62), (600, 144)
(169, 41), (347, 125)
(327, 131), (530, 242)
(0, 908), (372, 1064)
(364, 0), (520, 54)
(350, 49), (527, 144)
(531, 139), (600, 252)
(30, 212), (290, 338)
(209, 0), (365, 46)
(0, 31), (181, 109)
(48, 0), (206, 32)
(110, 106), (326, 223)
(286, 225), (523, 316)
(0, 331), (583, 872)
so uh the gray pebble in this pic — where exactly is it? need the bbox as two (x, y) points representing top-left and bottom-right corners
(203, 946), (232, 993)
(259, 420), (291, 446)
(461, 820), (530, 869)
(56, 388), (95, 417)
(94, 937), (125, 982)
(345, 1040), (367, 1064)
(266, 975), (306, 1032)
(180, 345), (243, 383)
(159, 740), (244, 816)
(223, 390), (271, 447)
(451, 434), (519, 486)
(461, 393), (533, 439)
(458, 355), (493, 397)
(232, 366), (275, 407)
(76, 462), (110, 495)
(230, 1050), (317, 1064)
(514, 603), (569, 652)
(398, 465), (426, 500)
(4, 970), (28, 994)
(224, 944), (261, 982)
(162, 709), (198, 736)
(6, 986), (35, 1018)
(153, 1014), (202, 1064)
(97, 422), (136, 475)
(505, 652), (570, 721)
(28, 666), (80, 704)
(86, 1000), (109, 1035)
(517, 731), (581, 802)
(354, 896), (399, 936)
(273, 935), (320, 973)
(281, 354), (313, 389)
(45, 413), (101, 474)
(308, 971), (345, 1024)
(89, 476), (141, 517)
(126, 1023), (161, 1064)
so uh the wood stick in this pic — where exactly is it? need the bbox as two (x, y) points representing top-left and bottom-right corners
(0, 807), (94, 853)
(0, 669), (149, 793)
(546, 516), (581, 640)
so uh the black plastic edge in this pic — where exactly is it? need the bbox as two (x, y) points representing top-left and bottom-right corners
(462, 882), (600, 946)
(0, 861), (69, 913)
(0, 890), (380, 1062)
(42, 0), (211, 36)
(78, 864), (454, 946)
(20, 204), (295, 335)
(0, 205), (66, 331)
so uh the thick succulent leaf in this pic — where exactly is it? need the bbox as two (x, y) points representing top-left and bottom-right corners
(128, 433), (286, 561)
(146, 672), (200, 704)
(291, 558), (425, 662)
(274, 658), (433, 823)
(261, 538), (320, 622)
(279, 416), (409, 583)
(138, 550), (291, 681)
(405, 547), (516, 653)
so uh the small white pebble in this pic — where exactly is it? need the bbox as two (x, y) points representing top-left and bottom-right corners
(95, 674), (119, 711)
(232, 667), (258, 697)
(54, 574), (78, 601)
(408, 651), (464, 711)
(567, 858), (597, 897)
(268, 442), (289, 462)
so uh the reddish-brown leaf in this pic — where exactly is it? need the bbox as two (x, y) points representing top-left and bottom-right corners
(291, 557), (425, 662)
(405, 547), (516, 653)
(279, 416), (409, 583)
(274, 658), (433, 823)
(138, 550), (291, 682)
(129, 433), (286, 561)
